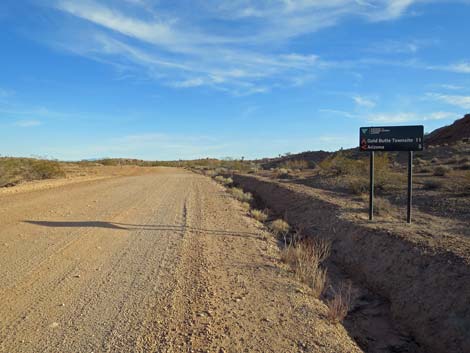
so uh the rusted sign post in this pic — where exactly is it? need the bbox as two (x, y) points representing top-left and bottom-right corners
(359, 125), (424, 223)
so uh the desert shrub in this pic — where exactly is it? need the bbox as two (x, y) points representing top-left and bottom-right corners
(415, 158), (427, 166)
(347, 177), (368, 195)
(214, 175), (233, 186)
(229, 187), (253, 203)
(275, 168), (292, 179)
(319, 154), (364, 176)
(270, 219), (291, 245)
(326, 282), (352, 324)
(205, 169), (218, 177)
(99, 158), (119, 166)
(270, 219), (290, 236)
(281, 159), (309, 170)
(374, 197), (393, 216)
(433, 165), (451, 176)
(240, 202), (251, 212)
(423, 180), (443, 190)
(250, 209), (268, 222)
(319, 153), (397, 190)
(281, 239), (330, 298)
(0, 158), (65, 187)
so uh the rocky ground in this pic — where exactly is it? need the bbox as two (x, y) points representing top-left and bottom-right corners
(0, 167), (361, 353)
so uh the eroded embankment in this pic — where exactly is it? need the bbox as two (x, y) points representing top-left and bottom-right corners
(232, 174), (470, 353)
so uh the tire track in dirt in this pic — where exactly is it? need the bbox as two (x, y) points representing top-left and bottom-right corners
(0, 174), (174, 352)
(0, 176), (171, 289)
(0, 169), (362, 353)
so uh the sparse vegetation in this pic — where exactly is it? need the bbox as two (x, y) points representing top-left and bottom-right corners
(229, 187), (253, 203)
(318, 152), (402, 193)
(270, 219), (290, 244)
(347, 177), (368, 195)
(280, 159), (309, 170)
(374, 197), (393, 216)
(281, 238), (330, 298)
(240, 202), (251, 212)
(214, 175), (233, 186)
(433, 165), (451, 176)
(250, 209), (268, 222)
(276, 168), (292, 179)
(0, 158), (65, 187)
(326, 282), (352, 324)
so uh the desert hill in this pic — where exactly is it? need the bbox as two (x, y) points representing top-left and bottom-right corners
(426, 114), (470, 146)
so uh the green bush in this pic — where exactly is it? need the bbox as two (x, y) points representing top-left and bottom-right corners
(348, 177), (368, 195)
(0, 158), (65, 187)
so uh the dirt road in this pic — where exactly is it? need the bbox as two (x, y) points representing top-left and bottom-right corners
(0, 168), (359, 353)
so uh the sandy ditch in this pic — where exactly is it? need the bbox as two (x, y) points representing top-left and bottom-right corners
(230, 173), (470, 353)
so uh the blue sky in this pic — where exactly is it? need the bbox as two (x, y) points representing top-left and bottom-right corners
(1, 0), (470, 160)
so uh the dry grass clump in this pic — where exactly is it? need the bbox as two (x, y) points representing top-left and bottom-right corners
(374, 197), (393, 216)
(281, 238), (330, 298)
(433, 165), (451, 176)
(229, 187), (253, 203)
(250, 209), (268, 222)
(270, 219), (290, 244)
(0, 158), (65, 187)
(326, 282), (352, 324)
(276, 168), (292, 179)
(214, 175), (233, 186)
(240, 202), (251, 212)
(415, 158), (427, 166)
(205, 169), (218, 177)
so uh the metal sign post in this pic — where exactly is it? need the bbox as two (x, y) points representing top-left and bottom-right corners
(369, 151), (374, 221)
(407, 151), (413, 224)
(360, 125), (424, 223)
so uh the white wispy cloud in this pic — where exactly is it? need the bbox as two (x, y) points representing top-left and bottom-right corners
(353, 95), (376, 108)
(319, 109), (358, 119)
(39, 0), (423, 93)
(446, 62), (470, 74)
(438, 84), (465, 90)
(366, 111), (456, 123)
(427, 93), (470, 109)
(14, 119), (42, 127)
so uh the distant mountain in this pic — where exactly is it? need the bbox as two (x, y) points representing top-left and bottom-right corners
(426, 114), (470, 146)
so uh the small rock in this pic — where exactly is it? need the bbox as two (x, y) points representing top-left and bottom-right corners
(73, 274), (81, 278)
